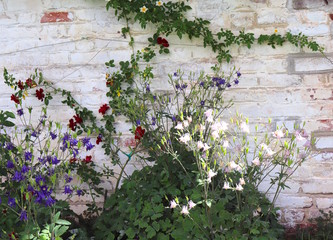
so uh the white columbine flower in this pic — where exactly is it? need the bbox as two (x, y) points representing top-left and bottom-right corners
(156, 1), (163, 6)
(181, 205), (189, 215)
(235, 183), (244, 191)
(188, 200), (196, 210)
(260, 143), (268, 151)
(239, 178), (245, 185)
(140, 6), (148, 13)
(204, 109), (214, 122)
(252, 157), (260, 166)
(179, 133), (191, 144)
(295, 132), (305, 142)
(207, 169), (217, 183)
(229, 161), (238, 170)
(223, 140), (229, 148)
(272, 129), (284, 139)
(187, 116), (192, 123)
(175, 122), (184, 130)
(202, 143), (210, 151)
(223, 182), (231, 190)
(266, 148), (275, 157)
(170, 200), (178, 209)
(183, 120), (189, 128)
(240, 122), (250, 133)
(197, 141), (204, 150)
(211, 130), (219, 139)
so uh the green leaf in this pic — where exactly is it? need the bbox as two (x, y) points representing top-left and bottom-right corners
(56, 219), (71, 226)
(125, 228), (136, 238)
(146, 226), (156, 239)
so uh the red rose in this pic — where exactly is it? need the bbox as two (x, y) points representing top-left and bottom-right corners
(36, 88), (45, 101)
(135, 126), (145, 141)
(26, 78), (36, 88)
(74, 114), (83, 124)
(99, 104), (110, 115)
(68, 118), (76, 131)
(70, 158), (77, 164)
(96, 136), (102, 145)
(157, 37), (163, 44)
(157, 37), (169, 47)
(11, 94), (20, 104)
(83, 155), (92, 164)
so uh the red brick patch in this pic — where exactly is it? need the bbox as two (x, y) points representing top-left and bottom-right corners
(41, 12), (73, 23)
(329, 13), (333, 21)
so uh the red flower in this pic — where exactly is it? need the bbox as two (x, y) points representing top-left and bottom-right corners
(36, 88), (45, 101)
(83, 155), (92, 164)
(99, 104), (110, 115)
(11, 94), (20, 104)
(26, 78), (36, 88)
(69, 118), (76, 131)
(70, 158), (77, 164)
(157, 37), (169, 47)
(74, 114), (83, 124)
(96, 135), (102, 145)
(18, 80), (24, 90)
(135, 126), (145, 141)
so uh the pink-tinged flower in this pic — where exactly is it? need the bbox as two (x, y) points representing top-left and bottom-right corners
(198, 124), (206, 132)
(183, 120), (189, 128)
(197, 141), (204, 150)
(223, 182), (231, 190)
(175, 122), (184, 130)
(211, 130), (219, 139)
(266, 148), (275, 156)
(187, 116), (192, 123)
(223, 140), (229, 148)
(188, 200), (196, 210)
(272, 130), (284, 139)
(240, 122), (250, 133)
(181, 205), (189, 215)
(202, 143), (210, 152)
(252, 157), (260, 166)
(239, 178), (245, 185)
(235, 183), (244, 191)
(212, 121), (228, 132)
(303, 140), (311, 148)
(170, 200), (178, 209)
(295, 131), (305, 142)
(229, 161), (238, 170)
(207, 169), (217, 183)
(204, 109), (214, 122)
(179, 133), (191, 144)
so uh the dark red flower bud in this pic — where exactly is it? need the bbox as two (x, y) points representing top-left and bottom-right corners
(68, 118), (76, 131)
(36, 88), (45, 101)
(135, 126), (145, 141)
(74, 114), (83, 124)
(11, 94), (20, 104)
(99, 104), (110, 115)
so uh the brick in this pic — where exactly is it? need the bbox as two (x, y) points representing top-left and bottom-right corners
(284, 209), (305, 223)
(289, 55), (333, 74)
(292, 0), (326, 9)
(316, 198), (333, 208)
(314, 132), (333, 151)
(41, 12), (74, 23)
(230, 12), (256, 29)
(267, 194), (313, 208)
(257, 9), (288, 24)
(302, 179), (333, 193)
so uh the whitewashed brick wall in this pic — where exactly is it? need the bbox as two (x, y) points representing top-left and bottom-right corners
(0, 0), (332, 226)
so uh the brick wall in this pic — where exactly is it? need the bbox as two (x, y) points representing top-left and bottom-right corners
(0, 0), (332, 225)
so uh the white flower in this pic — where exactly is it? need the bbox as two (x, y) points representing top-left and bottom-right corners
(252, 157), (260, 166)
(266, 148), (275, 156)
(272, 130), (284, 139)
(188, 200), (196, 210)
(203, 143), (210, 151)
(223, 140), (229, 148)
(223, 182), (231, 190)
(170, 200), (178, 209)
(204, 109), (214, 122)
(295, 132), (305, 142)
(207, 169), (217, 183)
(183, 120), (189, 128)
(253, 210), (259, 217)
(240, 122), (250, 133)
(187, 116), (192, 123)
(181, 205), (189, 215)
(235, 183), (243, 191)
(175, 122), (184, 130)
(197, 141), (204, 150)
(156, 1), (163, 6)
(179, 133), (191, 144)
(260, 143), (268, 151)
(239, 178), (245, 185)
(229, 161), (238, 170)
(140, 6), (148, 13)
(211, 130), (219, 139)
(198, 124), (206, 131)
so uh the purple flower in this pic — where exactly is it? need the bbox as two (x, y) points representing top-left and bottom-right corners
(51, 156), (60, 165)
(45, 197), (55, 206)
(35, 175), (45, 186)
(175, 84), (180, 90)
(227, 83), (231, 88)
(64, 185), (73, 195)
(20, 210), (27, 221)
(6, 142), (14, 151)
(234, 79), (239, 85)
(82, 137), (90, 146)
(219, 79), (226, 85)
(237, 71), (241, 77)
(8, 197), (16, 208)
(199, 81), (204, 87)
(65, 175), (73, 183)
(70, 138), (78, 147)
(152, 117), (156, 126)
(174, 72), (178, 77)
(153, 95), (157, 101)
(50, 132), (57, 140)
(12, 171), (25, 182)
(27, 185), (34, 192)
(21, 165), (29, 173)
(146, 84), (150, 93)
(181, 84), (187, 89)
(6, 160), (14, 169)
(136, 119), (141, 126)
(86, 142), (95, 151)
(25, 151), (32, 161)
(200, 100), (205, 106)
(172, 115), (176, 122)
(212, 77), (219, 82)
(77, 189), (83, 196)
(17, 109), (24, 116)
(31, 131), (38, 137)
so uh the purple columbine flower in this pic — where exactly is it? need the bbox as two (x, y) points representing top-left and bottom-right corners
(51, 156), (60, 165)
(175, 84), (180, 90)
(219, 79), (226, 85)
(174, 72), (178, 77)
(237, 71), (241, 77)
(6, 142), (14, 151)
(17, 109), (24, 116)
(8, 197), (16, 208)
(64, 185), (73, 195)
(25, 151), (32, 161)
(199, 81), (204, 87)
(200, 100), (205, 106)
(50, 132), (57, 140)
(227, 83), (231, 88)
(81, 137), (90, 146)
(181, 84), (187, 89)
(77, 189), (83, 196)
(31, 131), (38, 137)
(35, 175), (45, 186)
(152, 117), (156, 126)
(45, 197), (55, 207)
(27, 185), (34, 192)
(20, 210), (27, 221)
(6, 160), (14, 169)
(234, 79), (239, 85)
(86, 142), (95, 151)
(21, 165), (29, 173)
(172, 115), (176, 122)
(146, 84), (150, 93)
(70, 138), (78, 147)
(153, 95), (157, 101)
(65, 174), (73, 183)
(12, 171), (25, 182)
(136, 119), (141, 126)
